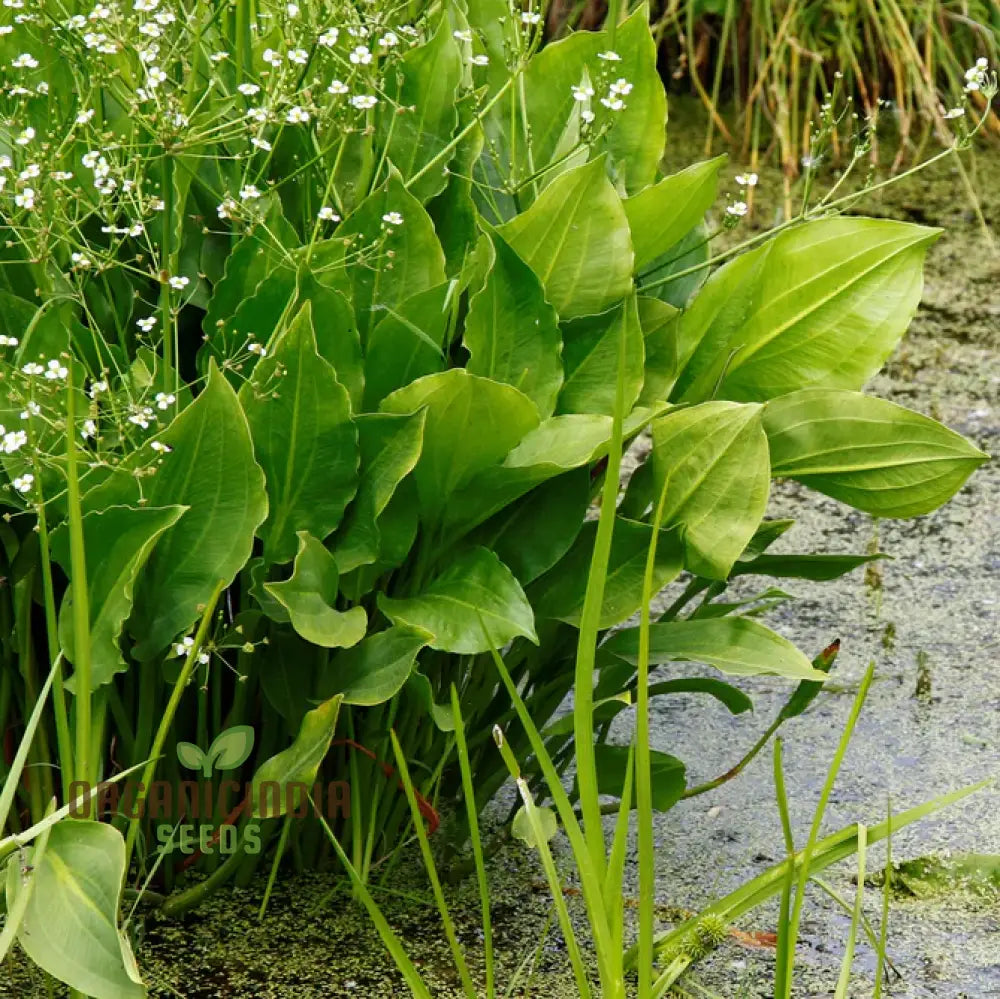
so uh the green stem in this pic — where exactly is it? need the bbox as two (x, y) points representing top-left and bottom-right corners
(64, 366), (93, 798)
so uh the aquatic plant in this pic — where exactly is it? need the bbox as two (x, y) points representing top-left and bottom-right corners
(0, 0), (992, 994)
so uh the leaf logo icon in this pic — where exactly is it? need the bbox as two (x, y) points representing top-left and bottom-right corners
(176, 725), (255, 777)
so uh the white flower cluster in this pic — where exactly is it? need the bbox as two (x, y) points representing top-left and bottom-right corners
(964, 58), (990, 93)
(0, 425), (28, 455)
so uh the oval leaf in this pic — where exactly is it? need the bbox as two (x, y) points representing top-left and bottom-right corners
(378, 546), (537, 653)
(763, 389), (988, 517)
(602, 617), (826, 681)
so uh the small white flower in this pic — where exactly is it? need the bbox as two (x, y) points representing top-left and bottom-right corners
(318, 28), (339, 47)
(71, 252), (93, 268)
(240, 184), (262, 200)
(726, 200), (748, 217)
(15, 127), (35, 146)
(350, 94), (377, 110)
(3, 430), (27, 453)
(942, 107), (965, 119)
(147, 65), (167, 88)
(600, 96), (624, 111)
(238, 82), (260, 96)
(286, 105), (309, 124)
(138, 21), (161, 37)
(609, 78), (632, 96)
(168, 275), (189, 290)
(197, 651), (210, 665)
(89, 379), (108, 397)
(470, 53), (488, 66)
(45, 358), (69, 380)
(247, 341), (267, 356)
(174, 636), (194, 656)
(12, 53), (39, 69)
(12, 474), (33, 494)
(380, 32), (399, 48)
(15, 188), (36, 209)
(382, 211), (403, 226)
(154, 391), (175, 410)
(246, 107), (268, 123)
(18, 163), (39, 180)
(735, 172), (758, 187)
(218, 197), (239, 219)
(349, 45), (371, 65)
(81, 419), (97, 439)
(136, 317), (157, 335)
(0, 335), (18, 346)
(521, 10), (541, 24)
(286, 2), (299, 15)
(262, 48), (281, 66)
(250, 136), (272, 151)
(288, 48), (308, 65)
(51, 171), (73, 181)
(21, 362), (44, 377)
(453, 29), (473, 42)
(317, 206), (340, 221)
(210, 50), (229, 63)
(151, 439), (172, 453)
(597, 50), (621, 61)
(572, 83), (594, 101)
(328, 79), (348, 95)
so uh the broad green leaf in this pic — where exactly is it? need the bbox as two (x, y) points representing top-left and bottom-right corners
(444, 404), (666, 536)
(519, 32), (603, 179)
(332, 411), (426, 572)
(206, 724), (256, 772)
(378, 16), (462, 202)
(129, 363), (268, 660)
(467, 466), (590, 584)
(512, 804), (558, 848)
(378, 546), (537, 653)
(326, 625), (431, 706)
(674, 218), (940, 403)
(362, 283), (449, 410)
(239, 302), (359, 564)
(598, 6), (669, 195)
(12, 821), (145, 999)
(558, 294), (644, 415)
(763, 389), (988, 517)
(297, 273), (364, 411)
(625, 157), (726, 272)
(602, 617), (826, 680)
(51, 504), (186, 691)
(251, 695), (343, 818)
(530, 518), (684, 629)
(498, 157), (634, 318)
(336, 174), (447, 339)
(465, 232), (563, 417)
(427, 89), (487, 276)
(202, 200), (297, 349)
(264, 533), (367, 649)
(636, 296), (680, 406)
(593, 745), (686, 812)
(380, 369), (539, 525)
(650, 401), (770, 579)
